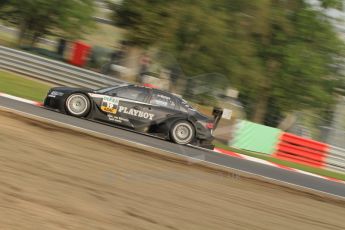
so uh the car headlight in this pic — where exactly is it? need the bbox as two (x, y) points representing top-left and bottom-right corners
(48, 91), (64, 97)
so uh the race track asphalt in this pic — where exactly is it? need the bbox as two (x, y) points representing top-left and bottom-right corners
(1, 96), (345, 198)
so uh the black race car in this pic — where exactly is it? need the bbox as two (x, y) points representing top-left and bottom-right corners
(44, 84), (222, 149)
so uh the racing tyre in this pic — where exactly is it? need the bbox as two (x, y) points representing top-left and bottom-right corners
(170, 120), (195, 145)
(65, 93), (90, 117)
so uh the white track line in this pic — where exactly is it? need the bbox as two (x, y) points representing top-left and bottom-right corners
(0, 92), (43, 106)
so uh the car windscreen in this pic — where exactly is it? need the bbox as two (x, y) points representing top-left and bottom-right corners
(94, 86), (121, 94)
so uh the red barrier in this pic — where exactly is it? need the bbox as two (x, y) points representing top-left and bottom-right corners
(273, 133), (329, 168)
(143, 83), (157, 88)
(275, 151), (324, 167)
(279, 133), (328, 151)
(69, 41), (91, 67)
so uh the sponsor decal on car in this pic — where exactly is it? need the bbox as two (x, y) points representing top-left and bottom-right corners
(107, 114), (129, 123)
(118, 105), (155, 120)
(101, 96), (120, 114)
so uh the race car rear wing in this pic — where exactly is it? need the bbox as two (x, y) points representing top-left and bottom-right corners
(212, 107), (223, 130)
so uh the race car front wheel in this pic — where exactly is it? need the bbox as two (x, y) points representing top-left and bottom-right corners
(65, 93), (90, 117)
(170, 121), (195, 145)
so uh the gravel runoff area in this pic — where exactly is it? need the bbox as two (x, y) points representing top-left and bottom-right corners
(0, 110), (345, 230)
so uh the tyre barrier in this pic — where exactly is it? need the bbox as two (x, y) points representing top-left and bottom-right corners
(230, 120), (282, 155)
(230, 120), (345, 173)
(273, 133), (328, 168)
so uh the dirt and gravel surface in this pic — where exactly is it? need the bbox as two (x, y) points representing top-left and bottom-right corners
(0, 110), (345, 230)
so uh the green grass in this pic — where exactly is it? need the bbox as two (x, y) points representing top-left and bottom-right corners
(214, 141), (345, 181)
(0, 70), (52, 101)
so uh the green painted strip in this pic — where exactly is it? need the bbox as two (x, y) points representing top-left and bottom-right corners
(230, 120), (282, 155)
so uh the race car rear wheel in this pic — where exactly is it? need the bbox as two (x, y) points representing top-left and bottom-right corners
(65, 93), (90, 117)
(170, 121), (195, 145)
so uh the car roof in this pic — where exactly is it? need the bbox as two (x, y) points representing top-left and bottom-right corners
(117, 84), (184, 102)
(128, 85), (176, 96)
